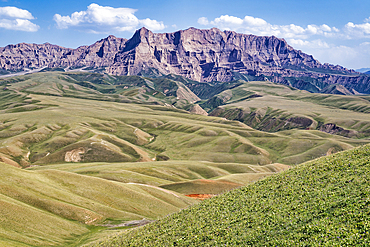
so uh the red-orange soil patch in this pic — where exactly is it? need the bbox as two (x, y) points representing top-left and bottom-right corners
(185, 194), (215, 200)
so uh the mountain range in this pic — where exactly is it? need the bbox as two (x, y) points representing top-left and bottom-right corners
(1, 27), (370, 95)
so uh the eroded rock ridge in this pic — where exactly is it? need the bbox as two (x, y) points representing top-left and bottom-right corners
(1, 27), (369, 93)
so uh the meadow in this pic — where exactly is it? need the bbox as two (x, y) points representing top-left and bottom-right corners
(88, 143), (370, 246)
(204, 80), (370, 137)
(0, 71), (370, 246)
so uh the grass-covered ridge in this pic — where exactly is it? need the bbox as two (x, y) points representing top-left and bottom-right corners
(1, 71), (370, 246)
(90, 144), (370, 246)
(0, 162), (196, 246)
(29, 161), (289, 195)
(205, 80), (370, 137)
(1, 87), (366, 168)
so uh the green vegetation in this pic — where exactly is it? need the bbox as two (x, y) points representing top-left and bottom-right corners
(29, 161), (289, 195)
(205, 80), (370, 137)
(1, 71), (370, 246)
(0, 162), (195, 246)
(0, 71), (199, 107)
(0, 91), (366, 168)
(89, 144), (370, 246)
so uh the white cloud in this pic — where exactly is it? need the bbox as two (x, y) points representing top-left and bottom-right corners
(139, 18), (165, 31)
(54, 3), (166, 33)
(197, 17), (209, 26)
(287, 39), (370, 69)
(243, 16), (267, 27)
(197, 12), (370, 57)
(360, 41), (370, 46)
(198, 15), (336, 39)
(312, 45), (360, 68)
(0, 6), (34, 19)
(0, 6), (39, 32)
(213, 15), (244, 27)
(288, 39), (330, 49)
(344, 22), (370, 39)
(0, 18), (39, 32)
(320, 24), (332, 32)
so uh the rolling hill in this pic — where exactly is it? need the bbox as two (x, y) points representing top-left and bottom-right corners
(1, 71), (369, 168)
(88, 143), (370, 246)
(0, 162), (195, 246)
(1, 70), (370, 246)
(204, 79), (370, 138)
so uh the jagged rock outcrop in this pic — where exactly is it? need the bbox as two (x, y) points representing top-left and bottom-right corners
(1, 27), (370, 94)
(319, 123), (358, 138)
(0, 35), (127, 71)
(0, 42), (72, 71)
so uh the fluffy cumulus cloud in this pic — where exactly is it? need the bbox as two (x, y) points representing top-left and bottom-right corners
(198, 15), (337, 39)
(344, 22), (370, 39)
(0, 6), (39, 32)
(54, 3), (166, 33)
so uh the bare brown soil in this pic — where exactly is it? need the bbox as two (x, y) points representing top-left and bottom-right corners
(185, 194), (215, 200)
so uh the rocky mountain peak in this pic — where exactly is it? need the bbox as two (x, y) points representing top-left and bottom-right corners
(124, 27), (153, 49)
(1, 27), (369, 94)
(106, 34), (118, 40)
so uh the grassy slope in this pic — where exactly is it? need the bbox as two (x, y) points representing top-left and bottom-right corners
(90, 144), (370, 246)
(1, 72), (370, 246)
(0, 71), (198, 107)
(1, 90), (366, 168)
(0, 162), (195, 246)
(0, 72), (369, 167)
(207, 80), (370, 136)
(29, 161), (290, 195)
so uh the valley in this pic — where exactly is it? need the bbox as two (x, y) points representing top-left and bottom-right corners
(0, 23), (370, 246)
(90, 143), (370, 246)
(0, 70), (370, 246)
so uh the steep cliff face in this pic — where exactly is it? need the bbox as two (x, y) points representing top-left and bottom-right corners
(1, 27), (369, 94)
(0, 43), (71, 71)
(0, 35), (127, 71)
(107, 27), (338, 82)
(53, 35), (128, 69)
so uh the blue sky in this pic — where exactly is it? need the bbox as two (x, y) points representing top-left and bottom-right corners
(1, 0), (370, 69)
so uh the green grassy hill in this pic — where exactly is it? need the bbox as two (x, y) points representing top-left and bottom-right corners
(205, 80), (370, 137)
(89, 143), (370, 246)
(1, 78), (367, 168)
(29, 161), (289, 195)
(0, 162), (195, 246)
(0, 71), (199, 107)
(1, 71), (370, 246)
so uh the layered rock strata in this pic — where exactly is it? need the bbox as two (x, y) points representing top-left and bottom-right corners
(1, 27), (369, 93)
